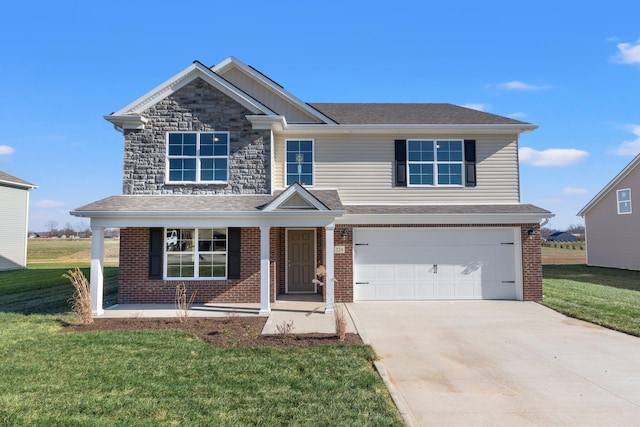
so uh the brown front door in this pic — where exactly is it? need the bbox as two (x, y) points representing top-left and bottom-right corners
(287, 229), (315, 293)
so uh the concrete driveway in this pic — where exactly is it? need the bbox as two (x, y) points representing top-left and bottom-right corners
(348, 301), (640, 426)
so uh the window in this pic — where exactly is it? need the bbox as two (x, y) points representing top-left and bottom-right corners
(165, 228), (227, 279)
(407, 140), (464, 186)
(286, 139), (314, 186)
(167, 132), (229, 183)
(617, 188), (632, 214)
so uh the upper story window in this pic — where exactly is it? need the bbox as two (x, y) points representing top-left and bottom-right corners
(617, 188), (632, 214)
(407, 140), (464, 186)
(286, 139), (314, 186)
(167, 132), (229, 183)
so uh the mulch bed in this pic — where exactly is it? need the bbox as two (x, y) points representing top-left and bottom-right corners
(66, 317), (362, 348)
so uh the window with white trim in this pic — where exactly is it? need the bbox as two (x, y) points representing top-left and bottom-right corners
(167, 132), (229, 183)
(617, 188), (632, 214)
(165, 228), (227, 279)
(407, 140), (464, 186)
(286, 139), (314, 186)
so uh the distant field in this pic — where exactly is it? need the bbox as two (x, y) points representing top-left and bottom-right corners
(542, 243), (586, 265)
(27, 238), (119, 267)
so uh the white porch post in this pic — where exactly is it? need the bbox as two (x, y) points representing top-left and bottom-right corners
(90, 226), (105, 316)
(259, 226), (271, 316)
(325, 222), (335, 314)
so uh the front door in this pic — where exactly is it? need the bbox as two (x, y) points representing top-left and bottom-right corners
(287, 229), (316, 293)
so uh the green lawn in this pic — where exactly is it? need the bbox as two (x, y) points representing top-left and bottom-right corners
(0, 313), (402, 426)
(0, 240), (403, 426)
(542, 264), (640, 336)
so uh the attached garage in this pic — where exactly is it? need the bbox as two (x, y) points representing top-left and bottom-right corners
(353, 228), (521, 301)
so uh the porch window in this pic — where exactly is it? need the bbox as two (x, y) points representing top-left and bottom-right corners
(167, 132), (229, 183)
(286, 139), (314, 186)
(617, 188), (632, 214)
(165, 228), (227, 279)
(407, 140), (463, 186)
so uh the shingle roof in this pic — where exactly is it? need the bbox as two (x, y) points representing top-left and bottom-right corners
(344, 204), (552, 215)
(0, 170), (36, 189)
(308, 103), (530, 125)
(74, 190), (344, 213)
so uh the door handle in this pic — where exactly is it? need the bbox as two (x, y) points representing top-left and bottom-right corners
(434, 264), (438, 274)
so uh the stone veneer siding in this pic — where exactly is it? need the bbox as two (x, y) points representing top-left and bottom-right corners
(333, 223), (543, 303)
(122, 78), (271, 195)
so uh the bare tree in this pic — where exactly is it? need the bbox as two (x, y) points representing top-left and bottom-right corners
(44, 220), (58, 237)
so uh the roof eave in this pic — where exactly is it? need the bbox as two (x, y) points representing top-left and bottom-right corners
(271, 123), (538, 135)
(337, 212), (554, 225)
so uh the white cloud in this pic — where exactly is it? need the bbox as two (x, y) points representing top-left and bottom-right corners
(562, 187), (588, 195)
(612, 39), (640, 64)
(499, 81), (551, 91)
(34, 200), (65, 208)
(519, 147), (589, 166)
(462, 103), (490, 112)
(609, 125), (640, 156)
(0, 145), (15, 155)
(507, 112), (527, 119)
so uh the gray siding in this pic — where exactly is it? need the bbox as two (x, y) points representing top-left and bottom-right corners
(584, 166), (640, 270)
(220, 68), (322, 124)
(0, 185), (29, 270)
(274, 134), (520, 204)
(123, 78), (271, 195)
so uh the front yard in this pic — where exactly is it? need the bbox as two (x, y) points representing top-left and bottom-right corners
(542, 260), (640, 337)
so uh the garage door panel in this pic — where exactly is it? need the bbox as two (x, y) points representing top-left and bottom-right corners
(354, 228), (518, 301)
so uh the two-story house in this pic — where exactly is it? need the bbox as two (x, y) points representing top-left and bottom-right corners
(72, 57), (553, 316)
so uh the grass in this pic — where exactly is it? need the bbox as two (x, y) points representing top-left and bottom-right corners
(0, 239), (403, 426)
(0, 313), (402, 426)
(27, 238), (119, 268)
(542, 264), (640, 336)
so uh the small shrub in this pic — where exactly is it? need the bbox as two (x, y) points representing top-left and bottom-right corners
(175, 282), (196, 323)
(334, 305), (347, 341)
(63, 267), (93, 325)
(275, 320), (295, 337)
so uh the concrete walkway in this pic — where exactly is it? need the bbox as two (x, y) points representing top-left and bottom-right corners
(348, 301), (640, 427)
(97, 298), (356, 335)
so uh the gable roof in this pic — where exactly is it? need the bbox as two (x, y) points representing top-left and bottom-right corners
(0, 170), (37, 190)
(308, 103), (531, 125)
(578, 152), (640, 216)
(104, 61), (277, 129)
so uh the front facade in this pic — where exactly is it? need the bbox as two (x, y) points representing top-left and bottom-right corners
(578, 153), (640, 270)
(0, 171), (36, 270)
(73, 57), (552, 315)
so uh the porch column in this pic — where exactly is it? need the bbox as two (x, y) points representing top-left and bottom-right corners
(259, 226), (271, 315)
(90, 226), (105, 316)
(324, 222), (335, 314)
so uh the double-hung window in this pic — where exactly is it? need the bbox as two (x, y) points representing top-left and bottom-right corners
(286, 139), (314, 186)
(167, 132), (229, 183)
(617, 188), (632, 214)
(407, 139), (464, 186)
(165, 228), (227, 279)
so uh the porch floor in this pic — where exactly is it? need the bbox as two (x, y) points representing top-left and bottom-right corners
(96, 299), (356, 334)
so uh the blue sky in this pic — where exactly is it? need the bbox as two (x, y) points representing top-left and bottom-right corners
(1, 1), (639, 232)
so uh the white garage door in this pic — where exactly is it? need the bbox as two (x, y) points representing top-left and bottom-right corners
(353, 228), (519, 301)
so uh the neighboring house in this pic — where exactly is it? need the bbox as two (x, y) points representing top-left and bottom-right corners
(71, 57), (553, 315)
(578, 153), (640, 270)
(547, 231), (577, 242)
(0, 171), (37, 271)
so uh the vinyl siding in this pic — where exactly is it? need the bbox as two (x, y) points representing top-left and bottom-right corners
(274, 134), (520, 204)
(584, 166), (640, 270)
(220, 68), (322, 124)
(0, 185), (29, 270)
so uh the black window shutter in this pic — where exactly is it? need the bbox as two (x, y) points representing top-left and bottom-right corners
(148, 228), (163, 280)
(395, 139), (407, 187)
(227, 227), (241, 279)
(464, 140), (477, 187)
